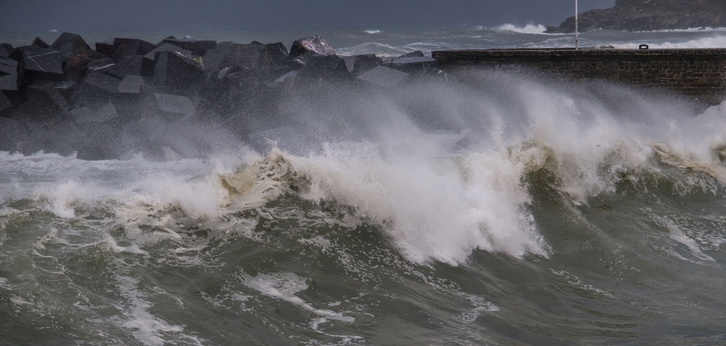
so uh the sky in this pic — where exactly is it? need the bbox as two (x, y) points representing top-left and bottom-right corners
(0, 0), (616, 33)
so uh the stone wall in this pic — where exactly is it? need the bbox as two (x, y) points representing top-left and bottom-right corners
(432, 48), (726, 105)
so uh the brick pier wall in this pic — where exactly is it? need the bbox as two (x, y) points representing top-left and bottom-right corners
(432, 48), (726, 104)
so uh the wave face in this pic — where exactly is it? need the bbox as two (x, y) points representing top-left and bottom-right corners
(2, 30), (726, 345)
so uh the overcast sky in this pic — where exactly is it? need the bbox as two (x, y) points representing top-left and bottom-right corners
(0, 0), (615, 32)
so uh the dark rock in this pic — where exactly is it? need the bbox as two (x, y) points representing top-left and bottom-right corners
(289, 36), (336, 59)
(84, 69), (121, 93)
(0, 43), (13, 58)
(162, 37), (217, 56)
(200, 41), (236, 72)
(215, 42), (290, 81)
(152, 93), (195, 119)
(112, 38), (156, 62)
(144, 43), (191, 61)
(0, 57), (19, 91)
(95, 39), (114, 57)
(31, 37), (50, 48)
(87, 57), (115, 73)
(356, 65), (410, 87)
(387, 55), (437, 73)
(297, 55), (349, 79)
(108, 55), (146, 79)
(51, 32), (105, 80)
(0, 116), (27, 151)
(71, 101), (118, 124)
(118, 75), (145, 94)
(342, 54), (383, 75)
(152, 51), (205, 92)
(11, 46), (64, 78)
(17, 82), (73, 122)
(0, 91), (12, 113)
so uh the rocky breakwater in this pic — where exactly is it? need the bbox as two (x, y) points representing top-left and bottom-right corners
(548, 0), (726, 33)
(0, 33), (437, 159)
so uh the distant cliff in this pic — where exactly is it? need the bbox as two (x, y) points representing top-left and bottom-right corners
(547, 0), (726, 33)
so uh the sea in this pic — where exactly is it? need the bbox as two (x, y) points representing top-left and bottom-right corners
(2, 24), (726, 345)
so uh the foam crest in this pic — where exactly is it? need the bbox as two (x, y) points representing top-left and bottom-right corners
(495, 23), (548, 34)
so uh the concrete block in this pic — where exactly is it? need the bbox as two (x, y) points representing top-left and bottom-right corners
(152, 51), (205, 91)
(0, 43), (12, 58)
(87, 57), (115, 73)
(118, 75), (145, 94)
(0, 116), (27, 151)
(0, 57), (19, 91)
(144, 43), (191, 61)
(31, 37), (50, 48)
(108, 55), (145, 79)
(18, 82), (73, 121)
(298, 54), (349, 79)
(201, 41), (235, 72)
(153, 93), (195, 119)
(84, 69), (121, 93)
(71, 101), (118, 124)
(289, 36), (336, 59)
(0, 91), (12, 113)
(52, 32), (106, 79)
(162, 37), (217, 56)
(13, 46), (64, 76)
(112, 38), (156, 62)
(356, 65), (410, 87)
(95, 39), (114, 57)
(342, 54), (382, 75)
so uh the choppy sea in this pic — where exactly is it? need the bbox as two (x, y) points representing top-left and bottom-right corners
(2, 24), (726, 345)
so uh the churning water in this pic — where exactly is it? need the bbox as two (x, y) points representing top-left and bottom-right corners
(2, 25), (726, 345)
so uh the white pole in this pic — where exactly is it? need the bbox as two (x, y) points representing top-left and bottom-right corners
(575, 0), (579, 49)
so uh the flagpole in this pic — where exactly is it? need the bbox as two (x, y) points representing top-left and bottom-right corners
(575, 0), (579, 49)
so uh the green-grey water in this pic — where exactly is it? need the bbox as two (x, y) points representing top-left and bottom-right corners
(2, 26), (726, 345)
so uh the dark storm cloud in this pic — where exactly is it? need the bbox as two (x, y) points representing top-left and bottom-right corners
(0, 0), (615, 32)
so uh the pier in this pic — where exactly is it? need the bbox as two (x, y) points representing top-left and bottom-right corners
(433, 48), (726, 105)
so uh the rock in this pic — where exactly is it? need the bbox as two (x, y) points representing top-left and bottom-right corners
(87, 57), (115, 73)
(356, 65), (410, 87)
(289, 36), (336, 59)
(0, 91), (12, 113)
(342, 54), (383, 75)
(11, 46), (64, 78)
(152, 50), (205, 92)
(216, 42), (290, 80)
(144, 43), (191, 61)
(152, 93), (195, 119)
(108, 55), (146, 79)
(297, 55), (349, 79)
(31, 37), (50, 48)
(0, 57), (19, 91)
(200, 41), (236, 72)
(162, 37), (217, 56)
(17, 82), (73, 121)
(71, 101), (118, 124)
(51, 32), (105, 80)
(387, 55), (437, 73)
(84, 69), (121, 93)
(95, 39), (114, 57)
(548, 0), (726, 32)
(112, 38), (156, 62)
(118, 75), (145, 94)
(0, 116), (27, 151)
(0, 43), (13, 58)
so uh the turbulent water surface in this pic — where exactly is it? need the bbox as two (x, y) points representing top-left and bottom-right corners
(2, 25), (726, 345)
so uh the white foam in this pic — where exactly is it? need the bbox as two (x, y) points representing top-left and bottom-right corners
(116, 275), (202, 346)
(495, 23), (548, 34)
(244, 272), (358, 339)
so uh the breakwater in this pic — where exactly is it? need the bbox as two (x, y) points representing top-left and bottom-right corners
(433, 48), (726, 105)
(2, 32), (726, 159)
